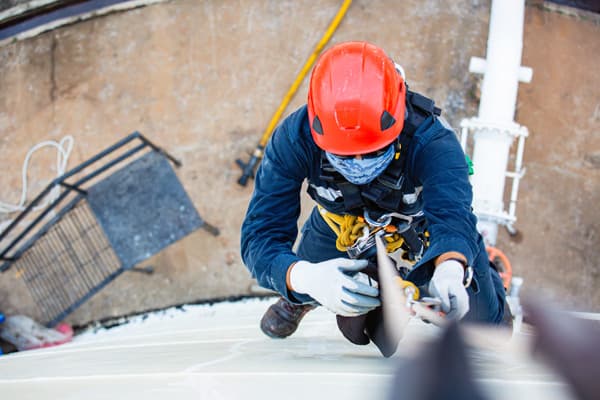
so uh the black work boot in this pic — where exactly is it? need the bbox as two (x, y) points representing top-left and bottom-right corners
(260, 297), (317, 338)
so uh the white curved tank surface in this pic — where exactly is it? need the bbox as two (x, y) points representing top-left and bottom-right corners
(0, 299), (573, 400)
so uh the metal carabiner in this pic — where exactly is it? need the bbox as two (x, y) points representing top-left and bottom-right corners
(363, 210), (392, 227)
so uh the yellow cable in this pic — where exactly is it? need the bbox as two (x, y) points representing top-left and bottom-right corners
(317, 206), (405, 253)
(318, 206), (342, 237)
(258, 0), (352, 147)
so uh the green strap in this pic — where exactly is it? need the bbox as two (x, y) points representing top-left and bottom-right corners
(466, 155), (474, 176)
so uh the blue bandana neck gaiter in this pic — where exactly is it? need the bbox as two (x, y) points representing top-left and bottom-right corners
(325, 145), (395, 185)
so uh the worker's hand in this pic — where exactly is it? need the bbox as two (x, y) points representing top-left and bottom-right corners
(289, 258), (380, 317)
(428, 260), (469, 320)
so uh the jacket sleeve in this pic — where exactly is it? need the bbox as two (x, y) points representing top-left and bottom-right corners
(407, 117), (481, 285)
(240, 108), (314, 301)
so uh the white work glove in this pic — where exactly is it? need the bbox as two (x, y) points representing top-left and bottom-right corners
(289, 258), (380, 317)
(428, 260), (469, 320)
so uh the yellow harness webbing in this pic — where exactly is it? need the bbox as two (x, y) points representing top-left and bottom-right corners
(317, 206), (405, 254)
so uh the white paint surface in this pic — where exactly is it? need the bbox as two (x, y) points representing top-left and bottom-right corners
(0, 299), (573, 400)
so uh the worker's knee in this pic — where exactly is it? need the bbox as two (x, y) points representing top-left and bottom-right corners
(464, 253), (506, 324)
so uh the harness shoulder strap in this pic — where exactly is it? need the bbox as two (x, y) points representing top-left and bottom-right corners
(402, 89), (442, 135)
(371, 89), (440, 192)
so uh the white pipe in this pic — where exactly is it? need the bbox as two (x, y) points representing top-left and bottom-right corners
(472, 134), (511, 244)
(478, 0), (525, 122)
(466, 0), (531, 246)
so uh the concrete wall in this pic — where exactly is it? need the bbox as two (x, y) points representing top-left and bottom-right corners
(0, 0), (597, 325)
(498, 3), (600, 311)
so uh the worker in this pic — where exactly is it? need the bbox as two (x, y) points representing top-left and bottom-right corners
(241, 41), (506, 344)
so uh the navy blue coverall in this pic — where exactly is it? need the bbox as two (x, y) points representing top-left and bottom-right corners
(241, 105), (505, 323)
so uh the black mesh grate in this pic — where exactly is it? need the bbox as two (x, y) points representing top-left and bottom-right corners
(13, 200), (122, 326)
(0, 132), (216, 327)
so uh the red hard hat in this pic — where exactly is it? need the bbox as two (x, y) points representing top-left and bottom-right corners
(307, 41), (406, 155)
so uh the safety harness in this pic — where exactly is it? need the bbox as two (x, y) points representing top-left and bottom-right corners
(317, 206), (406, 254)
(314, 89), (441, 261)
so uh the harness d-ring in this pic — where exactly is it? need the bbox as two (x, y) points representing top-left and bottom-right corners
(363, 210), (392, 227)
